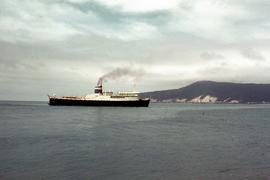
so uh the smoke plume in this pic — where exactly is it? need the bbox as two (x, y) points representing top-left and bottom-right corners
(97, 67), (145, 86)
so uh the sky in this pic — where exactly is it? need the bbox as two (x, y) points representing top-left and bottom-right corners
(0, 0), (270, 100)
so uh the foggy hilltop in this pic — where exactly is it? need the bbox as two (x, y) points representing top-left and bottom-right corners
(140, 81), (270, 104)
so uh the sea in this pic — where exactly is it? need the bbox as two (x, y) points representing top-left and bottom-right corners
(1, 101), (270, 180)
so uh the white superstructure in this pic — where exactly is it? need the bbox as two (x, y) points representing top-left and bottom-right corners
(84, 91), (140, 101)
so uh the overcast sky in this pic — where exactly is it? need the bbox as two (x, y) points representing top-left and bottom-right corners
(1, 0), (270, 100)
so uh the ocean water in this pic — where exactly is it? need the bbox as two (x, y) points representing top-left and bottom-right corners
(1, 101), (270, 180)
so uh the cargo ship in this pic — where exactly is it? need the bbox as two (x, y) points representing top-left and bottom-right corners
(48, 79), (150, 107)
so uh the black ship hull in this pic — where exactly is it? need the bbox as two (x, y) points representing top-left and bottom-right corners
(49, 98), (150, 107)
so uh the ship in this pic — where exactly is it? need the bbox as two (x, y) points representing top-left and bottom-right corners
(48, 79), (150, 107)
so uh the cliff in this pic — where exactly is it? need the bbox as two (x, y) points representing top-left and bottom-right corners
(140, 81), (270, 103)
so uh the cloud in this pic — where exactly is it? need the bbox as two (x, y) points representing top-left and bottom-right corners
(90, 0), (179, 12)
(1, 0), (270, 100)
(241, 48), (265, 61)
(1, 0), (270, 43)
(0, 0), (164, 43)
(200, 52), (225, 60)
(0, 1), (84, 42)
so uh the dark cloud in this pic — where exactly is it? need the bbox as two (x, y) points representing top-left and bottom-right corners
(65, 0), (172, 26)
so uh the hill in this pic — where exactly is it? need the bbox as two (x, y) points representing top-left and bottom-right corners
(140, 81), (270, 103)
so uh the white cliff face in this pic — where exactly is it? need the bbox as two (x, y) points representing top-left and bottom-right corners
(188, 95), (218, 103)
(228, 100), (239, 104)
(152, 95), (240, 104)
(224, 98), (240, 104)
(188, 96), (203, 103)
(201, 95), (218, 103)
(175, 98), (187, 103)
